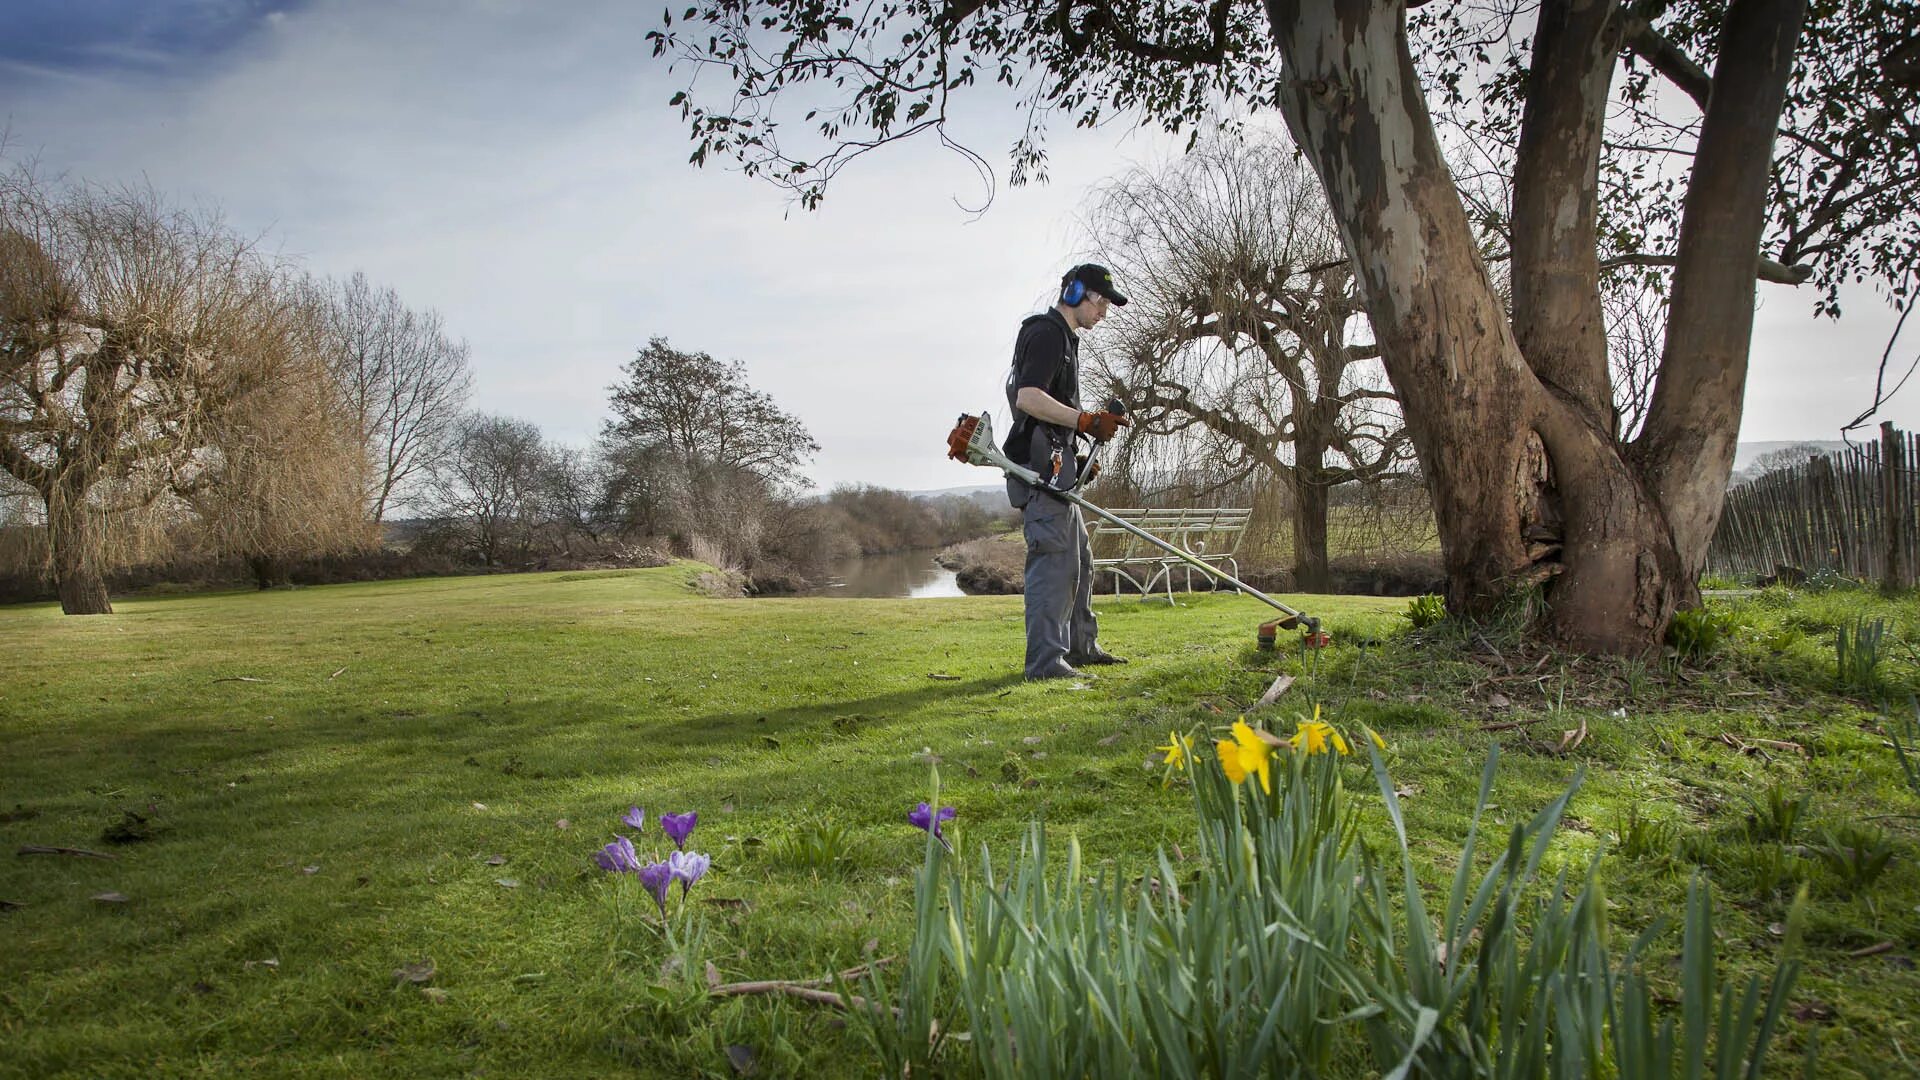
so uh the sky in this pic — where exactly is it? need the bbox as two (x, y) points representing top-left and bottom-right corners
(2, 0), (1911, 495)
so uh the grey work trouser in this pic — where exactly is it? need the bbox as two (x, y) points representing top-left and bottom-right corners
(1022, 496), (1098, 677)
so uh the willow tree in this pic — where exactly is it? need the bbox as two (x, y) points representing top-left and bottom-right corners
(0, 172), (298, 613)
(0, 167), (382, 610)
(651, 0), (1917, 651)
(181, 287), (376, 589)
(1084, 140), (1412, 591)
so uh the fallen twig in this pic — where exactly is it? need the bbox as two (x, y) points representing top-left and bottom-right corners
(329, 667), (348, 680)
(1848, 941), (1898, 958)
(1474, 634), (1511, 675)
(760, 957), (892, 990)
(926, 673), (960, 681)
(707, 957), (897, 1010)
(17, 845), (116, 860)
(211, 676), (266, 684)
(1479, 716), (1549, 733)
(708, 983), (865, 1009)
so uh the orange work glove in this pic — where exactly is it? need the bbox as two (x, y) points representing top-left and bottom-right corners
(1076, 409), (1129, 442)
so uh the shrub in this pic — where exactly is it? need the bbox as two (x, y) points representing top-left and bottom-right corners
(772, 822), (855, 871)
(1802, 567), (1866, 593)
(1616, 805), (1681, 861)
(1891, 698), (1920, 801)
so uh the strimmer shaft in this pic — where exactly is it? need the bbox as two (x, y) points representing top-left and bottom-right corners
(949, 412), (1318, 634)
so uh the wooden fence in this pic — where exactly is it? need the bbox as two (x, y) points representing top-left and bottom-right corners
(1708, 422), (1919, 587)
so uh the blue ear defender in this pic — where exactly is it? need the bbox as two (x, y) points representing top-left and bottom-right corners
(1061, 277), (1086, 306)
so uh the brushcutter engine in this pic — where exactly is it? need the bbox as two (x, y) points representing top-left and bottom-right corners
(945, 413), (989, 466)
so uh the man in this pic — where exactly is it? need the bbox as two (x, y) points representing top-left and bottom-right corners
(1004, 263), (1132, 680)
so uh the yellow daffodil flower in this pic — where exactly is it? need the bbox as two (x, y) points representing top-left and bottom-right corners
(1364, 725), (1388, 751)
(1215, 719), (1274, 793)
(1291, 704), (1352, 755)
(1156, 731), (1192, 771)
(1290, 720), (1337, 755)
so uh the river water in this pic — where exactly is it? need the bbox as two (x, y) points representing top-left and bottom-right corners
(798, 550), (964, 598)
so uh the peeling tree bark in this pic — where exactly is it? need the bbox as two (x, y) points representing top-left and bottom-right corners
(1511, 0), (1621, 437)
(1265, 0), (1539, 616)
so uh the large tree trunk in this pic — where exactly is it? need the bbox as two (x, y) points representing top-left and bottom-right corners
(1265, 0), (1544, 616)
(47, 483), (112, 615)
(1508, 0), (1686, 648)
(1290, 420), (1333, 592)
(1264, 0), (1804, 654)
(1634, 0), (1809, 584)
(1290, 470), (1331, 592)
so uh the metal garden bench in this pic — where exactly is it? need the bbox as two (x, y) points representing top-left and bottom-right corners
(1088, 507), (1253, 602)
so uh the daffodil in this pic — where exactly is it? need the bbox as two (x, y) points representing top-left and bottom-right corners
(1291, 720), (1347, 755)
(1215, 719), (1274, 793)
(1363, 725), (1388, 751)
(1156, 731), (1192, 770)
(1287, 704), (1351, 756)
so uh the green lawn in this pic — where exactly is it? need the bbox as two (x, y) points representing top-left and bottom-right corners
(2, 567), (1918, 1077)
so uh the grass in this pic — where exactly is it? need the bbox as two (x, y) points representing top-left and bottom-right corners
(1, 567), (1919, 1077)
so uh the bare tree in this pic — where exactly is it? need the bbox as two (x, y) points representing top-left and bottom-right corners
(598, 337), (818, 567)
(318, 271), (471, 523)
(0, 168), (299, 613)
(534, 443), (607, 556)
(1733, 442), (1837, 486)
(1082, 140), (1414, 591)
(603, 337), (817, 488)
(426, 413), (551, 567)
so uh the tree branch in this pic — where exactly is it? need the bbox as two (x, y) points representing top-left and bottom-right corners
(1621, 8), (1712, 111)
(1600, 251), (1813, 284)
(1054, 0), (1232, 66)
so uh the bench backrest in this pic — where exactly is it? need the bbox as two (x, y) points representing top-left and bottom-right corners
(1088, 507), (1253, 562)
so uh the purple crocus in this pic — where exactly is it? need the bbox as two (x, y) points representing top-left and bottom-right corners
(621, 806), (646, 833)
(660, 811), (698, 850)
(909, 802), (957, 851)
(595, 834), (641, 873)
(669, 850), (712, 897)
(637, 860), (674, 915)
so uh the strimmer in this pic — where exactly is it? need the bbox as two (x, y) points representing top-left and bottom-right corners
(945, 411), (1321, 647)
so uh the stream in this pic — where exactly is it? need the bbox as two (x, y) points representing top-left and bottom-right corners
(796, 550), (963, 598)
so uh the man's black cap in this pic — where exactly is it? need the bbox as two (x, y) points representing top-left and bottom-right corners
(1063, 263), (1128, 306)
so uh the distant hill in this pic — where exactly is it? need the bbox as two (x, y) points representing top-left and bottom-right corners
(911, 483), (1003, 500)
(910, 484), (1006, 511)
